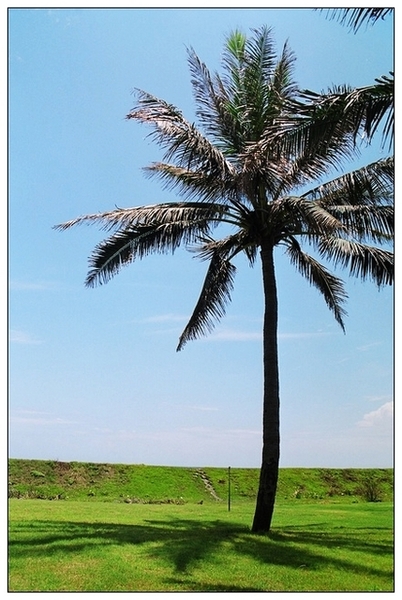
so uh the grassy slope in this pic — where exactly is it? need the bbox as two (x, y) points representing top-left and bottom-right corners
(8, 459), (393, 504)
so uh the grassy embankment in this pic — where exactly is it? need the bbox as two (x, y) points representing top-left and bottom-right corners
(8, 459), (393, 504)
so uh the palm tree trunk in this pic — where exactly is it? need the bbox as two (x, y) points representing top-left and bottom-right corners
(251, 243), (280, 534)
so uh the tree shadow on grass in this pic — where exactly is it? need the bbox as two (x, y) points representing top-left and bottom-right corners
(236, 525), (393, 578)
(9, 515), (393, 590)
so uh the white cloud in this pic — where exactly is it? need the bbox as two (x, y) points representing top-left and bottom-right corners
(357, 402), (393, 428)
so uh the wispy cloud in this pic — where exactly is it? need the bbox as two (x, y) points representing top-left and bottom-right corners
(202, 328), (333, 343)
(160, 401), (219, 412)
(206, 328), (262, 342)
(357, 341), (383, 352)
(9, 329), (43, 345)
(46, 9), (79, 28)
(364, 394), (393, 404)
(9, 280), (58, 292)
(11, 410), (78, 426)
(139, 313), (332, 344)
(179, 426), (261, 440)
(142, 313), (187, 324)
(185, 405), (219, 412)
(83, 425), (261, 444)
(279, 331), (332, 340)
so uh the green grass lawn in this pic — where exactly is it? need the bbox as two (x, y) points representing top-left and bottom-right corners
(8, 499), (394, 592)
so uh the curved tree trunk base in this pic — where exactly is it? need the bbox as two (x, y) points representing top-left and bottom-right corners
(251, 459), (279, 533)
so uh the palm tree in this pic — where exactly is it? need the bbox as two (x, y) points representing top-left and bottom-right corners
(55, 27), (393, 533)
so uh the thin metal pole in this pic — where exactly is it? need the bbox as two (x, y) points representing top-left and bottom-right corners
(228, 466), (231, 512)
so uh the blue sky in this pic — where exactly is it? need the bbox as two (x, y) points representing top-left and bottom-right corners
(8, 5), (394, 468)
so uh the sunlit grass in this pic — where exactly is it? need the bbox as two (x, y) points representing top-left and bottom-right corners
(8, 499), (393, 592)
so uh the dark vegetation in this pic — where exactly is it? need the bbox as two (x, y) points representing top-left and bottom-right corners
(8, 459), (393, 504)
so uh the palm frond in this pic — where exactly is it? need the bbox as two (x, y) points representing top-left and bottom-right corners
(317, 236), (393, 287)
(195, 229), (258, 266)
(275, 196), (344, 238)
(271, 40), (298, 103)
(324, 205), (393, 244)
(241, 26), (277, 138)
(245, 26), (276, 85)
(319, 8), (393, 33)
(300, 75), (394, 148)
(85, 226), (142, 287)
(187, 47), (236, 148)
(54, 207), (145, 232)
(301, 159), (394, 241)
(54, 202), (227, 232)
(220, 26), (286, 146)
(127, 90), (236, 182)
(240, 39), (298, 153)
(177, 251), (237, 351)
(344, 73), (394, 148)
(85, 216), (213, 288)
(257, 87), (362, 194)
(285, 237), (348, 330)
(72, 203), (228, 287)
(303, 158), (394, 206)
(143, 162), (240, 204)
(220, 29), (247, 97)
